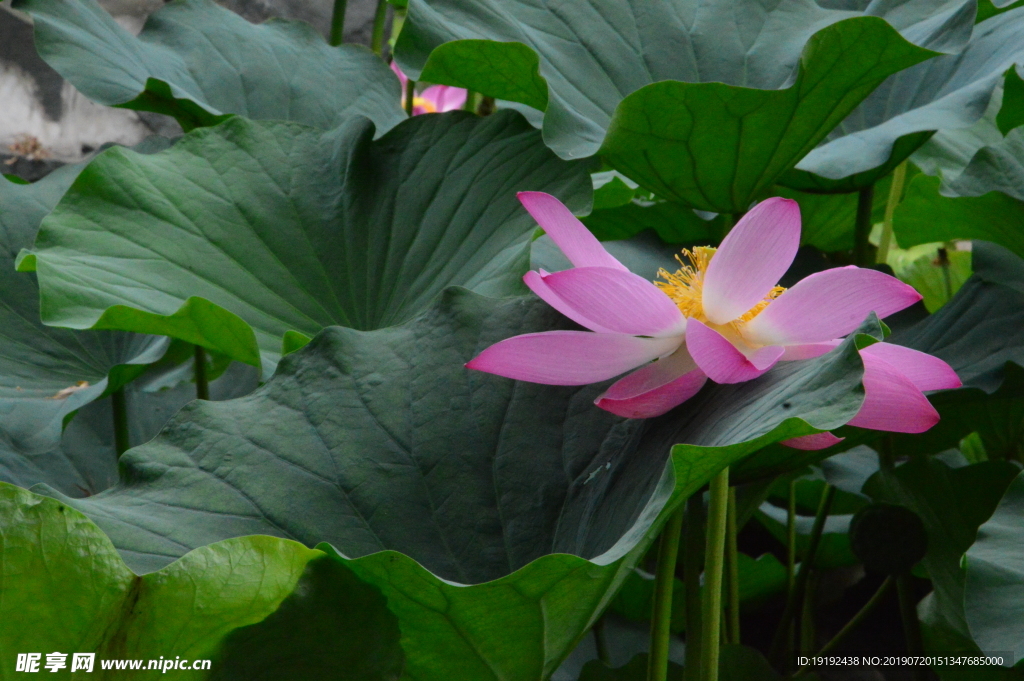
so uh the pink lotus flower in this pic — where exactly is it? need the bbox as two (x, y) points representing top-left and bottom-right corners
(391, 62), (467, 115)
(466, 193), (961, 444)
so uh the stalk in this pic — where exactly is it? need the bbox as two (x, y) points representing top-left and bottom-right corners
(648, 506), (685, 681)
(463, 90), (477, 112)
(769, 484), (836, 665)
(726, 487), (740, 645)
(937, 246), (953, 301)
(853, 185), (875, 267)
(700, 468), (730, 681)
(683, 494), (705, 681)
(194, 345), (210, 400)
(111, 387), (130, 457)
(795, 576), (893, 675)
(898, 575), (928, 681)
(877, 161), (907, 265)
(370, 0), (389, 56)
(784, 480), (798, 662)
(328, 0), (348, 46)
(405, 78), (415, 117)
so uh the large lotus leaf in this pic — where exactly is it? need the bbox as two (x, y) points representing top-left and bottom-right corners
(13, 0), (404, 133)
(782, 7), (1024, 192)
(965, 470), (1024, 665)
(0, 484), (403, 679)
(32, 288), (876, 680)
(0, 172), (169, 455)
(20, 112), (590, 375)
(397, 1), (936, 212)
(864, 458), (1020, 654)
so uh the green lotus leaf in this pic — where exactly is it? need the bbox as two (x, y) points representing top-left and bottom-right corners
(895, 128), (1024, 259)
(782, 7), (1024, 192)
(13, 0), (404, 133)
(397, 0), (944, 212)
(30, 288), (876, 680)
(965, 470), (1024, 665)
(0, 483), (402, 679)
(21, 112), (590, 375)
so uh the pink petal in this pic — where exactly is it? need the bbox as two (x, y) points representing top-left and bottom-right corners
(847, 353), (939, 434)
(421, 85), (467, 112)
(686, 319), (783, 384)
(465, 331), (681, 386)
(779, 341), (840, 361)
(742, 267), (922, 346)
(780, 432), (845, 450)
(390, 61), (409, 87)
(537, 267), (687, 337)
(702, 198), (801, 324)
(517, 192), (628, 271)
(596, 348), (707, 418)
(859, 343), (961, 392)
(524, 270), (616, 334)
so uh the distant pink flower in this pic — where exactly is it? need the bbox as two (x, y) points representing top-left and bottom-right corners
(391, 62), (467, 115)
(466, 193), (961, 437)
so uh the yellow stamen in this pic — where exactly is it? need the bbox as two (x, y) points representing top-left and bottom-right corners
(655, 246), (785, 329)
(412, 97), (437, 113)
(655, 247), (716, 321)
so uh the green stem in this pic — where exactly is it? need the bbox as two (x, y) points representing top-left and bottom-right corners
(404, 78), (415, 117)
(877, 161), (906, 265)
(784, 480), (797, 662)
(726, 488), (740, 645)
(786, 480), (797, 594)
(683, 494), (705, 681)
(938, 246), (953, 301)
(370, 0), (389, 56)
(769, 484), (837, 666)
(700, 468), (730, 681)
(796, 577), (893, 675)
(649, 506), (686, 681)
(463, 90), (477, 112)
(898, 575), (928, 681)
(194, 345), (210, 401)
(799, 571), (816, 655)
(853, 185), (875, 267)
(111, 387), (130, 457)
(328, 0), (348, 46)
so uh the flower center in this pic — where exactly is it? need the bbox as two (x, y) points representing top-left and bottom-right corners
(412, 97), (437, 113)
(655, 246), (786, 326)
